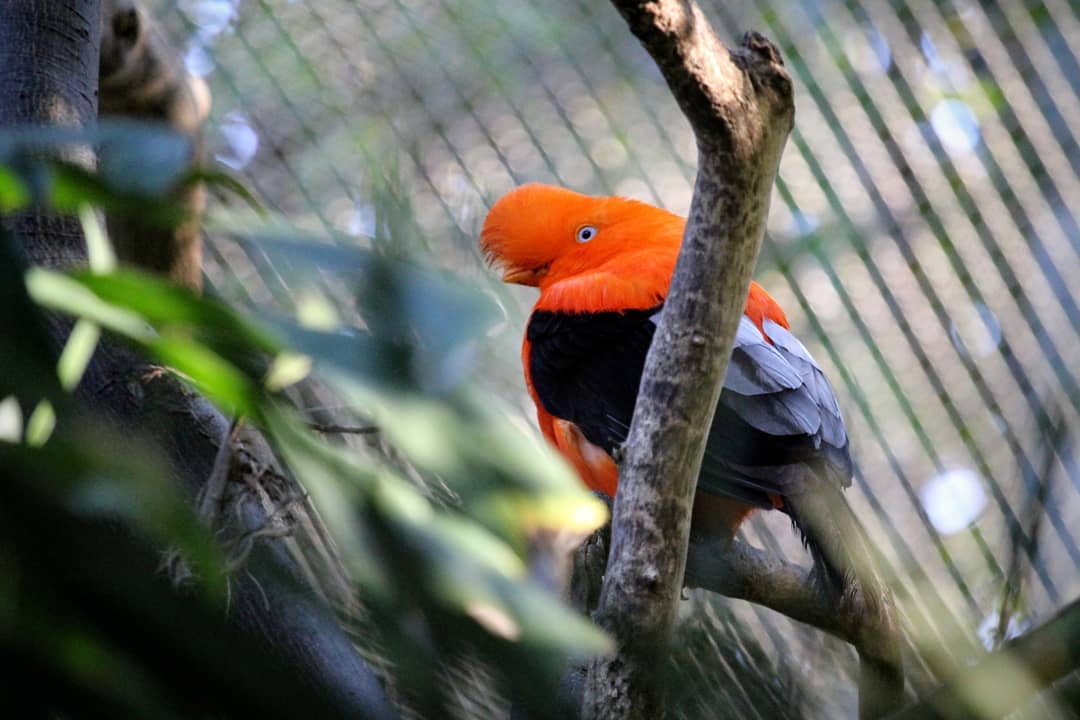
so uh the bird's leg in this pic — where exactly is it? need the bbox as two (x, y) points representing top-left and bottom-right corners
(568, 491), (613, 616)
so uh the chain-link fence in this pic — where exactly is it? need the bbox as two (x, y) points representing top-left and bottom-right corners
(148, 0), (1080, 716)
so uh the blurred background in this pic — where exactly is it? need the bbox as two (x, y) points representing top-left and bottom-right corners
(145, 0), (1080, 716)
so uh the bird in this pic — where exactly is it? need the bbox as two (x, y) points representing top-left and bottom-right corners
(481, 182), (853, 542)
(480, 182), (902, 717)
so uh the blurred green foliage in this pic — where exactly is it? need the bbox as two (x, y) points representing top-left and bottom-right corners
(6, 0), (1080, 714)
(1, 119), (609, 717)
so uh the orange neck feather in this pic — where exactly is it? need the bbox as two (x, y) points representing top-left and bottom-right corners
(535, 246), (789, 333)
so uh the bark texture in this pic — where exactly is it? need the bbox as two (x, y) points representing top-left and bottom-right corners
(0, 3), (394, 717)
(583, 2), (794, 718)
(0, 0), (99, 269)
(683, 538), (894, 655)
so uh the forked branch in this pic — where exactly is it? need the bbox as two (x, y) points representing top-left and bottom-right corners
(583, 1), (794, 718)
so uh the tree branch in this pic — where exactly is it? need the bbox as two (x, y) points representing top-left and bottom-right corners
(560, 532), (895, 717)
(584, 2), (793, 718)
(308, 422), (380, 435)
(684, 538), (845, 638)
(683, 537), (901, 676)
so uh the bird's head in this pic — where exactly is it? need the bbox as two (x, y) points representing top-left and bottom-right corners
(480, 183), (683, 288)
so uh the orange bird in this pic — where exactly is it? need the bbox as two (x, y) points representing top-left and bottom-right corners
(482, 183), (904, 715)
(481, 184), (853, 564)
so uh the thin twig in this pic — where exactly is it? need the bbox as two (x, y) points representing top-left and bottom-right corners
(307, 422), (379, 435)
(198, 416), (244, 527)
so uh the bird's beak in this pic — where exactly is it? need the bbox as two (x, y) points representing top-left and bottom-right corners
(501, 265), (548, 286)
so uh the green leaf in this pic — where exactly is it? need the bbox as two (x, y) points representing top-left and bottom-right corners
(474, 489), (610, 538)
(0, 124), (191, 224)
(148, 336), (261, 416)
(70, 270), (281, 356)
(224, 231), (502, 389)
(378, 485), (611, 657)
(95, 120), (192, 197)
(25, 400), (56, 447)
(79, 203), (116, 273)
(0, 164), (29, 211)
(31, 261), (604, 542)
(56, 319), (101, 392)
(28, 269), (266, 416)
(263, 352), (312, 391)
(49, 163), (186, 226)
(0, 121), (192, 200)
(184, 167), (264, 214)
(26, 269), (155, 343)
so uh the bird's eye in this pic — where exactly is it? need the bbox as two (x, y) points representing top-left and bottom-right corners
(576, 225), (597, 243)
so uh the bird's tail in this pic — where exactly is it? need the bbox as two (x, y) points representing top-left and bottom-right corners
(785, 477), (905, 720)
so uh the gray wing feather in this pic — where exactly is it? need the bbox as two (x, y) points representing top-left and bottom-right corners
(668, 312), (847, 447)
(718, 317), (849, 447)
(701, 314), (854, 504)
(762, 319), (847, 448)
(722, 383), (823, 438)
(723, 316), (804, 395)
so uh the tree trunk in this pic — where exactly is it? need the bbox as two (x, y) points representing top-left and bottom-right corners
(0, 0), (98, 269)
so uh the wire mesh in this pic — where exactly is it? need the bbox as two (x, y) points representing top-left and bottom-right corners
(150, 0), (1080, 716)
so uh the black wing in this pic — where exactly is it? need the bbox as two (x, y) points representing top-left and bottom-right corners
(527, 307), (851, 508)
(527, 308), (656, 452)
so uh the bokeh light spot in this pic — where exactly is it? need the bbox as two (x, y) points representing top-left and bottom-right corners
(921, 468), (987, 534)
(930, 99), (981, 155)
